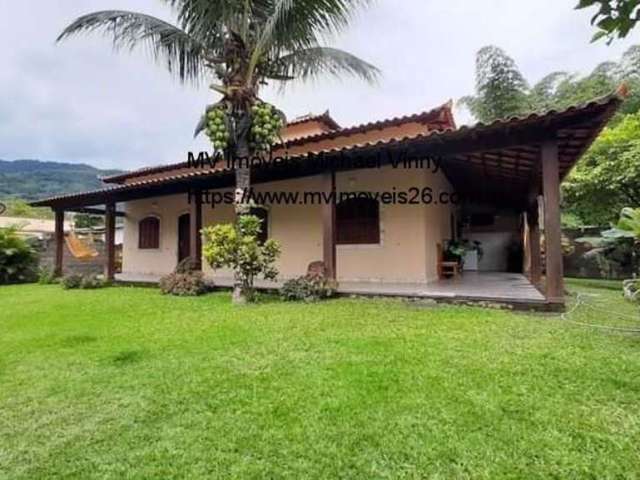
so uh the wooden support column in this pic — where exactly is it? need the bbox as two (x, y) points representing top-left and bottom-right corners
(105, 202), (116, 282)
(542, 140), (564, 303)
(54, 209), (64, 277)
(528, 203), (542, 286)
(322, 171), (337, 280)
(190, 190), (203, 271)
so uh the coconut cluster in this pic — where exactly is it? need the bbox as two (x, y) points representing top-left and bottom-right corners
(205, 107), (230, 151)
(250, 102), (284, 152)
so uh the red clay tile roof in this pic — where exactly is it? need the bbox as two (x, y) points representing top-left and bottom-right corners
(101, 101), (455, 184)
(31, 87), (627, 208)
(286, 110), (341, 130)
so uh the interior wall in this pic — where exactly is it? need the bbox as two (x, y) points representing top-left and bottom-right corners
(463, 209), (522, 272)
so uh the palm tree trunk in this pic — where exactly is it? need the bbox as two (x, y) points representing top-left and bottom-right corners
(232, 111), (252, 304)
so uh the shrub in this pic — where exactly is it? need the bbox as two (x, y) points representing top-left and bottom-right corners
(175, 257), (198, 274)
(61, 274), (83, 289)
(38, 268), (58, 285)
(159, 271), (208, 296)
(280, 275), (337, 303)
(0, 226), (38, 284)
(202, 215), (281, 304)
(159, 258), (208, 297)
(80, 274), (106, 289)
(61, 273), (107, 290)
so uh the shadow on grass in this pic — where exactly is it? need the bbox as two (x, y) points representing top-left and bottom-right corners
(59, 334), (98, 347)
(110, 350), (144, 366)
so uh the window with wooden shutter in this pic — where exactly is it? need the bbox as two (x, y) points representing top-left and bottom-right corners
(138, 216), (160, 249)
(336, 198), (380, 245)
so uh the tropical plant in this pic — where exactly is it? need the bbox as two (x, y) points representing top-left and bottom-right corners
(576, 0), (640, 42)
(202, 215), (280, 303)
(0, 226), (38, 284)
(57, 0), (379, 303)
(445, 239), (483, 262)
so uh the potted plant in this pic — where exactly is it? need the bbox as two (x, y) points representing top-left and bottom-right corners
(445, 240), (483, 269)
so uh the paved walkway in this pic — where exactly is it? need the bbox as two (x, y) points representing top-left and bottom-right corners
(116, 271), (546, 305)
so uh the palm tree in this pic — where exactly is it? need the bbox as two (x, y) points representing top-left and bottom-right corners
(57, 0), (379, 302)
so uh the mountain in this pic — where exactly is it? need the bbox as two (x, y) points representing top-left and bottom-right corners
(0, 159), (124, 201)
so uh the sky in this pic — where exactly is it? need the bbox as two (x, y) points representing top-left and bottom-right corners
(0, 0), (638, 171)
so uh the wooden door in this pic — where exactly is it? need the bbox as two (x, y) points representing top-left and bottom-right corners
(178, 214), (190, 263)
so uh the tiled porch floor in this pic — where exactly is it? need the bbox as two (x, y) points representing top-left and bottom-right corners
(116, 272), (546, 306)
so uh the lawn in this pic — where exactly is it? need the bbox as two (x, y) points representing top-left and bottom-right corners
(0, 281), (639, 479)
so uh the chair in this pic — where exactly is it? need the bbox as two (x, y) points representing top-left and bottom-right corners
(437, 243), (462, 280)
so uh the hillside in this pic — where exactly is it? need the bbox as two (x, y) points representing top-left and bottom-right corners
(0, 160), (123, 201)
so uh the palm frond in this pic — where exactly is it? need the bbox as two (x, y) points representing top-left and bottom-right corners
(261, 0), (375, 52)
(168, 0), (248, 43)
(57, 10), (211, 84)
(273, 47), (379, 84)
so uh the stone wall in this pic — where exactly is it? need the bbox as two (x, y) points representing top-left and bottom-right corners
(33, 236), (108, 276)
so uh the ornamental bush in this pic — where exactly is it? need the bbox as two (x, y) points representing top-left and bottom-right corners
(61, 273), (107, 290)
(61, 274), (83, 289)
(0, 226), (38, 285)
(159, 259), (209, 297)
(202, 214), (280, 303)
(280, 276), (337, 303)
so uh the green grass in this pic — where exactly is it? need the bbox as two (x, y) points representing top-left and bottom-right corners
(0, 280), (639, 479)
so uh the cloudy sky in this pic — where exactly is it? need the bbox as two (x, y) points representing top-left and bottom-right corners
(0, 0), (637, 170)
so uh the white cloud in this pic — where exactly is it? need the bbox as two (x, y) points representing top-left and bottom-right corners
(0, 0), (637, 170)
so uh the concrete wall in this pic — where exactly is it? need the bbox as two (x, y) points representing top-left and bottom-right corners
(121, 165), (455, 283)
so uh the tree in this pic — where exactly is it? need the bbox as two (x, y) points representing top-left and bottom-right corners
(74, 214), (103, 230)
(202, 215), (280, 303)
(460, 45), (640, 124)
(576, 0), (640, 42)
(57, 0), (379, 303)
(2, 198), (53, 220)
(458, 46), (531, 123)
(529, 71), (574, 111)
(563, 113), (640, 225)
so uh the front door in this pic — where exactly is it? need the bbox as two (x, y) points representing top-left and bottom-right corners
(178, 213), (190, 263)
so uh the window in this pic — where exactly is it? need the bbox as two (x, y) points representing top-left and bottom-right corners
(337, 198), (380, 245)
(251, 208), (269, 244)
(138, 216), (160, 249)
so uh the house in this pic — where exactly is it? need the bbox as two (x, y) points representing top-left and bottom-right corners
(30, 86), (629, 308)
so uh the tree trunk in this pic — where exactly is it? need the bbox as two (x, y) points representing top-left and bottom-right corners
(232, 111), (252, 304)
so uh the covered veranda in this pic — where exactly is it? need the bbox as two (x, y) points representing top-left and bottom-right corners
(31, 88), (627, 309)
(115, 271), (546, 307)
